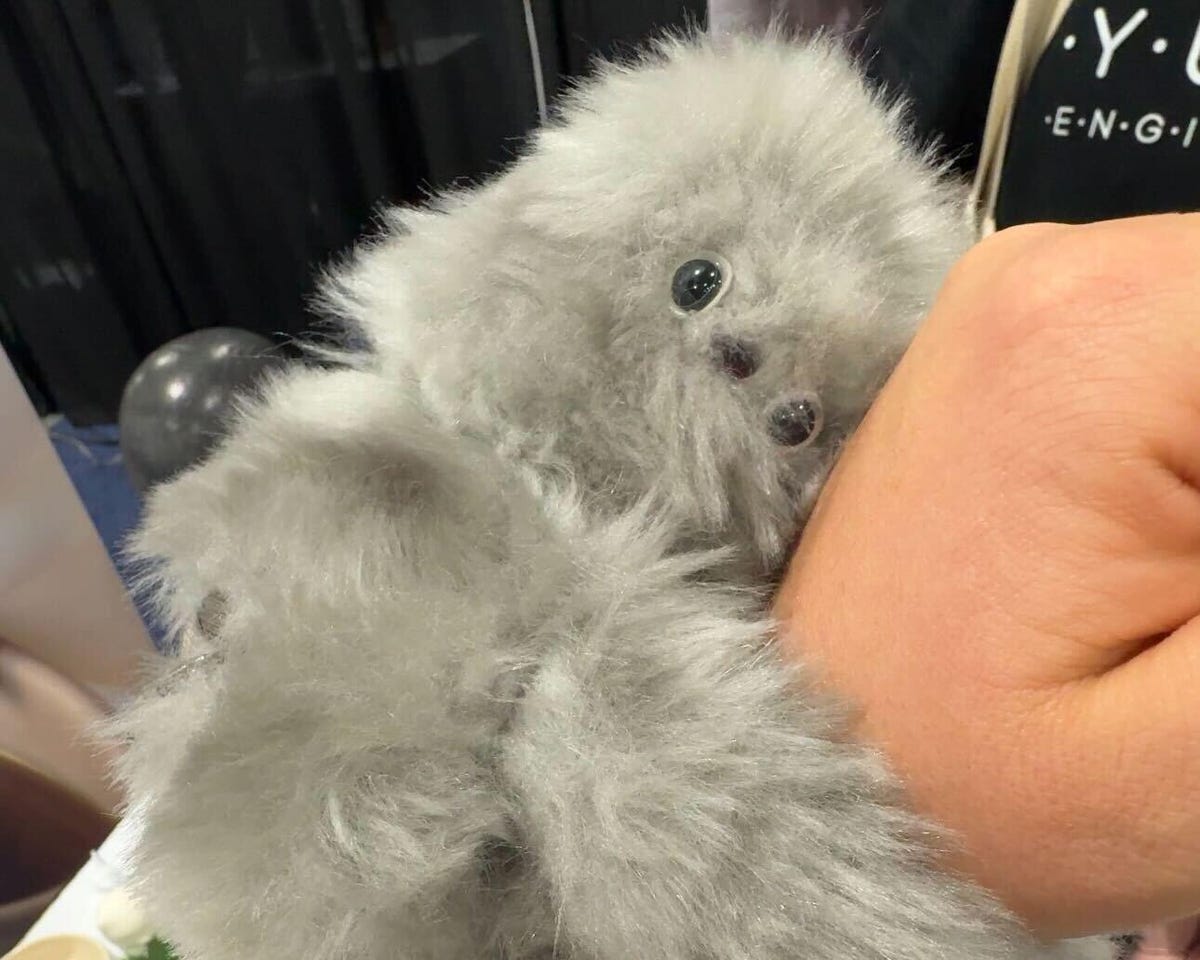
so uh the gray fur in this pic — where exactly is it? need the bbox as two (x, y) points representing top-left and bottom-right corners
(107, 34), (1110, 960)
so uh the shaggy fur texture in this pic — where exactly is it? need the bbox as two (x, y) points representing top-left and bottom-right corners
(108, 34), (1111, 960)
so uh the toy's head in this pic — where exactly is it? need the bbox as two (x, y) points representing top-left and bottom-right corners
(323, 33), (971, 569)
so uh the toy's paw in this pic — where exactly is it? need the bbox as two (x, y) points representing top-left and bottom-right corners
(497, 516), (1113, 960)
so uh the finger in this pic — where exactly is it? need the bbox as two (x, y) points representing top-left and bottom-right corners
(1134, 916), (1200, 960)
(1063, 615), (1200, 928)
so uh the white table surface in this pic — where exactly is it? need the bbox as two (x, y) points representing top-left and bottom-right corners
(17, 818), (143, 957)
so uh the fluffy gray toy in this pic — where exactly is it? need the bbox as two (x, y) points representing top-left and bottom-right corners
(108, 32), (1112, 960)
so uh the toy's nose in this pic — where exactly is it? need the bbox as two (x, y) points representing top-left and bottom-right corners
(767, 397), (821, 447)
(709, 336), (759, 380)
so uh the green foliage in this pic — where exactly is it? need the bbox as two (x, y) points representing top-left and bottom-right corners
(127, 937), (179, 960)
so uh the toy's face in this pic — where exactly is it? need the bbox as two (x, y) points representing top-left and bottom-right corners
(534, 167), (941, 564)
(339, 38), (971, 567)
(671, 253), (826, 449)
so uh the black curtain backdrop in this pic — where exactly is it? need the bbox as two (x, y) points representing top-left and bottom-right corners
(863, 0), (1016, 173)
(1, 1), (703, 424)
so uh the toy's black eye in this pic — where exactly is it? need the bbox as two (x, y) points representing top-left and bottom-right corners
(768, 396), (823, 447)
(710, 336), (759, 380)
(672, 258), (724, 312)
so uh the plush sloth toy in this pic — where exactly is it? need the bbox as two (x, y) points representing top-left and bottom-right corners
(109, 32), (1114, 960)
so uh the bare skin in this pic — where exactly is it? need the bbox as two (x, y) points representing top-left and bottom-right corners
(774, 215), (1200, 938)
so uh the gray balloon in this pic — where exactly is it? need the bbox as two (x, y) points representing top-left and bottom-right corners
(119, 328), (289, 493)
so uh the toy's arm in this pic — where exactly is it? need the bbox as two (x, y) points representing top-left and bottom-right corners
(106, 365), (536, 960)
(499, 518), (1112, 960)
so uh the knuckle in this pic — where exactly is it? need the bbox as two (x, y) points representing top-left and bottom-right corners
(981, 225), (1171, 353)
(952, 221), (1063, 273)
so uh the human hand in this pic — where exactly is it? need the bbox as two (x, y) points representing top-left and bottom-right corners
(774, 215), (1200, 938)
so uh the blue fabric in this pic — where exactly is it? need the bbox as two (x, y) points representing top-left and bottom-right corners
(49, 420), (167, 650)
(49, 422), (140, 560)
